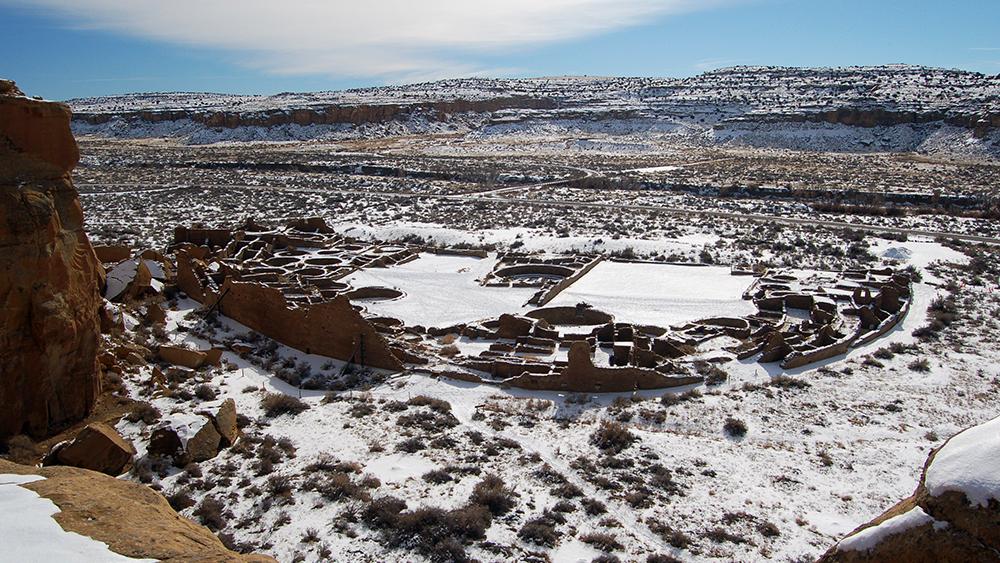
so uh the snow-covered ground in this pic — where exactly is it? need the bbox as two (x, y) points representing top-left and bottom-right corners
(344, 252), (536, 327)
(546, 261), (755, 326)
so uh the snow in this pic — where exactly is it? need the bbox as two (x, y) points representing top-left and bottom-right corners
(365, 453), (437, 484)
(924, 415), (1000, 507)
(547, 261), (756, 327)
(0, 474), (156, 562)
(836, 506), (934, 553)
(345, 253), (536, 327)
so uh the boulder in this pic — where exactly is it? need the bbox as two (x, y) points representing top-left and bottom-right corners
(158, 345), (208, 369)
(186, 419), (222, 463)
(92, 245), (132, 263)
(215, 399), (239, 446)
(0, 82), (102, 441)
(820, 415), (1000, 562)
(51, 422), (135, 476)
(147, 426), (183, 460)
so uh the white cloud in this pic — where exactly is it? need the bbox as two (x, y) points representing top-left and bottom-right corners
(8, 0), (737, 80)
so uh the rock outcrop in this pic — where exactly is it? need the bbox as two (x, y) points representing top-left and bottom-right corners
(819, 415), (1000, 562)
(0, 459), (276, 562)
(0, 81), (102, 441)
(45, 422), (135, 476)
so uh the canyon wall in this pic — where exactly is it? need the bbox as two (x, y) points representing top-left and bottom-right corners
(0, 80), (102, 440)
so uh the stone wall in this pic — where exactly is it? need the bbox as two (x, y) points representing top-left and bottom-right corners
(0, 82), (102, 440)
(208, 279), (403, 372)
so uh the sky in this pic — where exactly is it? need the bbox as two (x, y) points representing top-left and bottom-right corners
(1, 0), (998, 100)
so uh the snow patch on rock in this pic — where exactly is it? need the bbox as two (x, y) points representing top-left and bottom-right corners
(925, 415), (1000, 507)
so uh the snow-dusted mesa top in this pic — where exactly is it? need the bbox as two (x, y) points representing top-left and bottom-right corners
(924, 415), (1000, 507)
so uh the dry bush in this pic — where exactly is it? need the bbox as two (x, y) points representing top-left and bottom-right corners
(589, 420), (636, 454)
(580, 532), (623, 552)
(469, 474), (516, 516)
(261, 393), (309, 417)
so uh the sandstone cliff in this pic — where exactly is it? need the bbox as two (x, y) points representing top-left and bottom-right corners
(0, 80), (102, 440)
(0, 459), (275, 562)
(818, 415), (1000, 562)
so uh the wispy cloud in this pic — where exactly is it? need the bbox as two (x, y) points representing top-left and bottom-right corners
(969, 47), (1000, 52)
(693, 58), (748, 71)
(5, 0), (738, 81)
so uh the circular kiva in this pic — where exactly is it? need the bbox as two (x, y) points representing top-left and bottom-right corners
(526, 306), (614, 326)
(493, 264), (576, 280)
(345, 286), (405, 301)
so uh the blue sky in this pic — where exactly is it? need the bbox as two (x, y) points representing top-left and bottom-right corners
(2, 0), (998, 100)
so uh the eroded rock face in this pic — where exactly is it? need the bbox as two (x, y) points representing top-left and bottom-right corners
(819, 415), (1000, 562)
(0, 81), (102, 440)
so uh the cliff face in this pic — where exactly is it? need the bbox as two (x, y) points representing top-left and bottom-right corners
(0, 80), (103, 440)
(74, 95), (557, 129)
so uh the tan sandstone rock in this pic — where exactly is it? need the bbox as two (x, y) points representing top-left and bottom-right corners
(0, 459), (276, 562)
(50, 422), (135, 476)
(0, 82), (102, 441)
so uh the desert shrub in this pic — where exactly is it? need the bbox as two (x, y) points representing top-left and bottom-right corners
(758, 521), (781, 537)
(423, 469), (453, 484)
(704, 527), (749, 544)
(349, 403), (375, 418)
(305, 471), (368, 502)
(470, 474), (516, 516)
(397, 437), (426, 453)
(266, 474), (295, 500)
(580, 532), (623, 552)
(261, 393), (309, 417)
(439, 345), (460, 357)
(383, 400), (408, 412)
(194, 384), (217, 401)
(553, 482), (584, 499)
(552, 500), (576, 513)
(407, 395), (452, 413)
(647, 555), (682, 563)
(125, 402), (162, 425)
(518, 516), (561, 547)
(362, 496), (407, 529)
(375, 503), (492, 562)
(166, 488), (196, 511)
(592, 555), (621, 563)
(301, 528), (321, 543)
(581, 498), (608, 515)
(769, 375), (810, 390)
(648, 520), (693, 548)
(908, 358), (931, 372)
(590, 420), (636, 454)
(723, 417), (748, 438)
(194, 495), (227, 531)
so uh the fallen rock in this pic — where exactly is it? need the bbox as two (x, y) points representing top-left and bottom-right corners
(0, 458), (276, 562)
(147, 426), (183, 460)
(0, 81), (102, 441)
(158, 345), (208, 369)
(215, 399), (240, 446)
(49, 422), (135, 476)
(819, 414), (1000, 562)
(186, 419), (222, 463)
